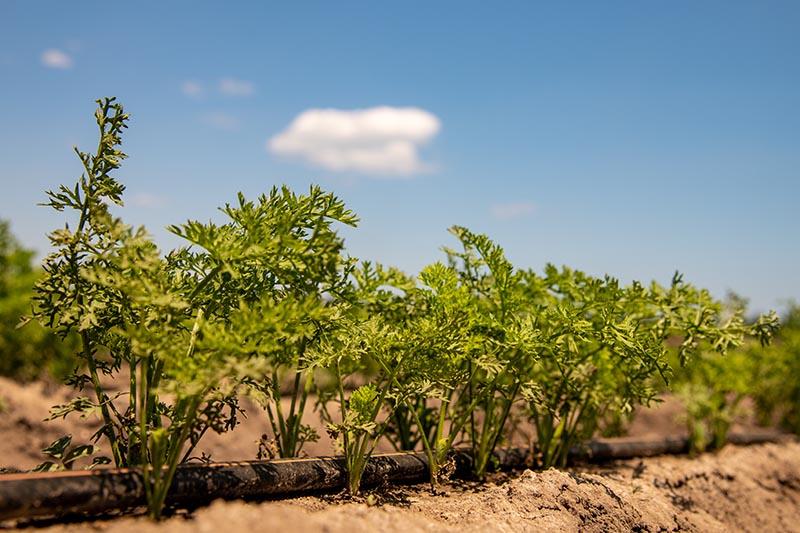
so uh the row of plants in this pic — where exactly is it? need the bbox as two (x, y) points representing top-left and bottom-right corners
(17, 98), (787, 519)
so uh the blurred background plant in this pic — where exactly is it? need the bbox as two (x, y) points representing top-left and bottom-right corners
(670, 294), (782, 453)
(0, 220), (77, 382)
(750, 303), (800, 434)
(675, 349), (754, 454)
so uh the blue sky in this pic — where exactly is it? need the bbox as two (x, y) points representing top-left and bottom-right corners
(1, 1), (798, 313)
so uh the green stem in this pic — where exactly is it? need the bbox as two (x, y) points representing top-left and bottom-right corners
(291, 371), (314, 455)
(83, 331), (123, 466)
(486, 383), (520, 463)
(335, 362), (350, 467)
(265, 402), (282, 455)
(475, 399), (494, 478)
(147, 359), (163, 429)
(271, 369), (288, 456)
(149, 398), (200, 519)
(347, 361), (400, 495)
(128, 358), (138, 462)
(138, 357), (152, 508)
(407, 400), (438, 489)
(285, 369), (302, 455)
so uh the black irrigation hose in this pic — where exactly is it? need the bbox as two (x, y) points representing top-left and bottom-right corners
(0, 429), (787, 522)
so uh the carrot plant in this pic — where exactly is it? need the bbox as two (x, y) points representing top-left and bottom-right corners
(169, 185), (358, 458)
(311, 317), (413, 495)
(672, 296), (782, 452)
(98, 237), (271, 518)
(521, 270), (778, 467)
(311, 260), (469, 492)
(676, 354), (752, 454)
(441, 227), (539, 479)
(383, 229), (539, 482)
(519, 268), (673, 468)
(750, 304), (800, 434)
(379, 263), (478, 488)
(33, 97), (139, 468)
(30, 98), (336, 518)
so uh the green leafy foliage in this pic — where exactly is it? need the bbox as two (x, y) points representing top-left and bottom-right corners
(750, 304), (800, 433)
(670, 295), (781, 453)
(674, 301), (793, 453)
(32, 98), (287, 518)
(381, 261), (479, 488)
(676, 353), (751, 454)
(32, 435), (110, 472)
(523, 272), (777, 467)
(33, 97), (139, 469)
(0, 221), (77, 381)
(169, 185), (358, 458)
(311, 317), (412, 495)
(440, 227), (538, 479)
(312, 226), (780, 487)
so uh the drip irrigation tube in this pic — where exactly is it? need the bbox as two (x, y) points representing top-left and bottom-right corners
(0, 429), (787, 522)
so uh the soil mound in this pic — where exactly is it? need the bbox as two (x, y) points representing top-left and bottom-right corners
(15, 441), (800, 533)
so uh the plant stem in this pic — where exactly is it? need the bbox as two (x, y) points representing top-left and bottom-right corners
(83, 331), (123, 466)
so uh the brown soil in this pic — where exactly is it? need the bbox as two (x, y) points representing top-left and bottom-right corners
(2, 377), (799, 532)
(9, 442), (800, 532)
(0, 378), (99, 472)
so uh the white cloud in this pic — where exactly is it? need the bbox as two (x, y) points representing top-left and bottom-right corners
(219, 77), (255, 96)
(41, 49), (73, 69)
(490, 202), (535, 220)
(268, 106), (441, 176)
(181, 80), (204, 98)
(129, 193), (166, 209)
(201, 112), (240, 131)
